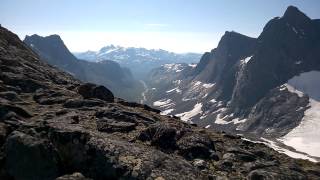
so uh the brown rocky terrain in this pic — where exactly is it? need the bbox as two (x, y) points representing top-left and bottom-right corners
(0, 25), (320, 179)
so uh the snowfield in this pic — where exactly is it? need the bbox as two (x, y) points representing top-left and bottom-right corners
(280, 71), (320, 158)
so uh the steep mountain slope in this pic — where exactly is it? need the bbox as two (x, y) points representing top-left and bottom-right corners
(74, 45), (201, 79)
(145, 6), (320, 159)
(24, 35), (143, 101)
(1, 25), (320, 179)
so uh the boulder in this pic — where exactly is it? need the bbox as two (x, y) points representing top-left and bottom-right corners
(5, 131), (60, 180)
(177, 132), (216, 159)
(0, 104), (32, 121)
(56, 172), (92, 180)
(138, 123), (177, 150)
(77, 83), (114, 102)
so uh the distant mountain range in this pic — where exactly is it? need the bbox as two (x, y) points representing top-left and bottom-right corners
(74, 46), (201, 79)
(24, 35), (143, 102)
(145, 6), (320, 161)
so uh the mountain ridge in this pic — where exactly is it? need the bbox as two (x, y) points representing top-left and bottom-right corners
(74, 45), (201, 79)
(145, 6), (320, 160)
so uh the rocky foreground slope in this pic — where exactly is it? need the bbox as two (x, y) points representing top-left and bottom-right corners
(0, 26), (320, 179)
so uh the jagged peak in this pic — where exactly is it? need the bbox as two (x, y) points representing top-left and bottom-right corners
(24, 34), (64, 45)
(282, 6), (310, 23)
(217, 31), (255, 50)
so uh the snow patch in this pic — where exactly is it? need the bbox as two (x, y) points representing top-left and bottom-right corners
(292, 27), (298, 34)
(166, 87), (182, 94)
(173, 80), (181, 85)
(215, 111), (247, 125)
(176, 103), (203, 122)
(153, 99), (175, 108)
(202, 83), (215, 88)
(160, 109), (174, 115)
(209, 98), (217, 103)
(163, 64), (184, 73)
(194, 81), (201, 86)
(241, 55), (253, 64)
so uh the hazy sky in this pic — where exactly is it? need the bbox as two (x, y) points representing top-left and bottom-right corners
(1, 0), (320, 53)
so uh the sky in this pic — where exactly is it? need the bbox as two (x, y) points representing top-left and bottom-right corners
(1, 0), (320, 53)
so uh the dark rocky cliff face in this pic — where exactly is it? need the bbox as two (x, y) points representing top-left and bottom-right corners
(24, 34), (86, 80)
(230, 6), (320, 113)
(1, 26), (320, 179)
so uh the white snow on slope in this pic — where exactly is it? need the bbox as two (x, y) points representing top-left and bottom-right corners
(242, 138), (317, 162)
(173, 80), (181, 85)
(203, 83), (215, 88)
(215, 112), (247, 125)
(292, 27), (298, 34)
(280, 71), (320, 158)
(176, 103), (203, 122)
(153, 99), (175, 108)
(166, 87), (182, 93)
(160, 109), (174, 115)
(209, 98), (217, 103)
(241, 55), (253, 64)
(163, 64), (184, 72)
(194, 81), (201, 86)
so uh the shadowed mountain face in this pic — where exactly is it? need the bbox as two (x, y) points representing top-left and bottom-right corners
(145, 6), (320, 157)
(1, 25), (320, 179)
(24, 34), (143, 102)
(230, 6), (320, 112)
(24, 34), (86, 79)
